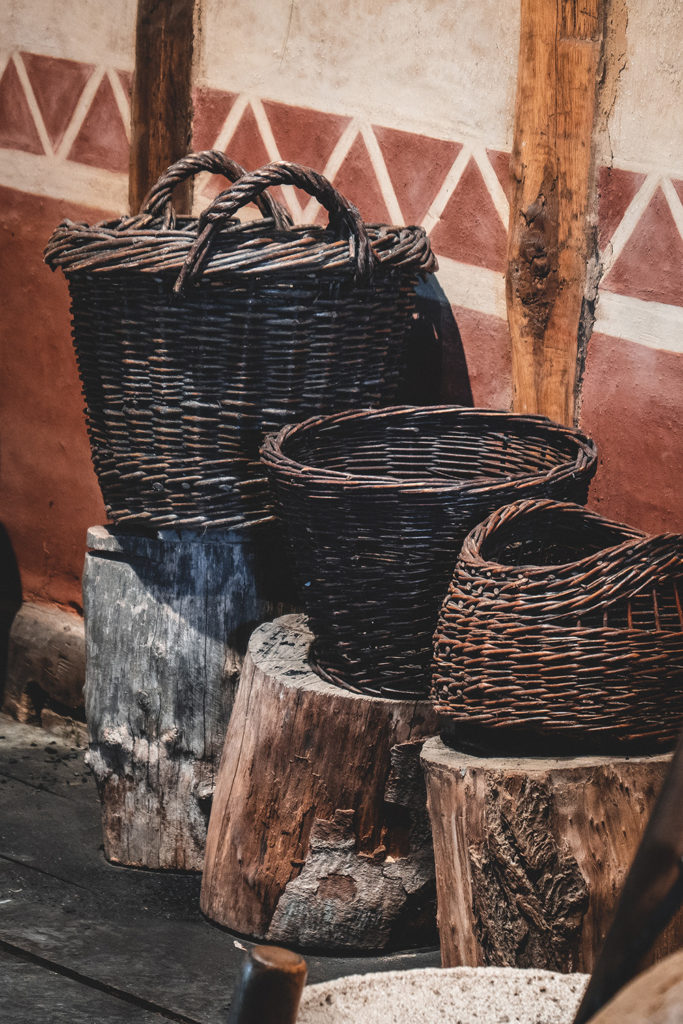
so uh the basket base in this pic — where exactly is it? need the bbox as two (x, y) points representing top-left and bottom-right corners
(439, 718), (678, 759)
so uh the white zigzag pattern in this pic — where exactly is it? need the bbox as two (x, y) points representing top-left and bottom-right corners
(0, 54), (681, 351)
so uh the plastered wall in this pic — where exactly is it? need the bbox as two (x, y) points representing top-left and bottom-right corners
(580, 0), (683, 530)
(0, 0), (681, 606)
(1, 1), (135, 605)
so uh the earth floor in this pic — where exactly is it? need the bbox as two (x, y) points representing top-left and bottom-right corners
(0, 713), (440, 1023)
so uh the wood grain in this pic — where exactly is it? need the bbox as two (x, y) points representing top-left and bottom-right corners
(507, 0), (606, 424)
(129, 0), (195, 214)
(421, 737), (683, 973)
(201, 615), (438, 952)
(83, 525), (291, 871)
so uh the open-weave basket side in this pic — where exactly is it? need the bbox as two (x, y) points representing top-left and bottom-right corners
(432, 498), (683, 752)
(262, 409), (598, 698)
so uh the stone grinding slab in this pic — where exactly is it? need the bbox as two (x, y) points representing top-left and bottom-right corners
(298, 966), (589, 1024)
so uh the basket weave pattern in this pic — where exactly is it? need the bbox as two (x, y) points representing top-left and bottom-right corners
(45, 153), (436, 529)
(261, 407), (597, 698)
(432, 499), (683, 752)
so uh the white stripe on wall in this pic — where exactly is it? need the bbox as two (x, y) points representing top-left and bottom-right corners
(435, 257), (683, 355)
(594, 291), (683, 354)
(0, 148), (128, 211)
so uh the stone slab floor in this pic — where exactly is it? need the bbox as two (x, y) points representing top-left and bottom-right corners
(0, 714), (439, 1023)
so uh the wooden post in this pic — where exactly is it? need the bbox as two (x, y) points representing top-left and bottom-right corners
(507, 0), (606, 424)
(129, 0), (195, 214)
(421, 737), (683, 974)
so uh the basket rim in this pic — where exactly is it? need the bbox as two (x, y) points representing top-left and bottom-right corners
(260, 405), (598, 495)
(457, 497), (683, 575)
(44, 214), (437, 279)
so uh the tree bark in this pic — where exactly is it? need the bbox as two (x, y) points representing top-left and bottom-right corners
(83, 524), (292, 871)
(507, 0), (606, 424)
(421, 737), (683, 973)
(201, 614), (438, 952)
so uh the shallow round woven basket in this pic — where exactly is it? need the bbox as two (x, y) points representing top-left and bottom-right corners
(44, 152), (436, 530)
(261, 406), (597, 698)
(432, 498), (683, 754)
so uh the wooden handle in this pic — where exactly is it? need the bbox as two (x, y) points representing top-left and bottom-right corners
(140, 150), (291, 230)
(228, 946), (307, 1024)
(175, 161), (375, 294)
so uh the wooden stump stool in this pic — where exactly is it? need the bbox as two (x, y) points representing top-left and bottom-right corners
(83, 524), (291, 871)
(421, 737), (683, 973)
(201, 614), (439, 952)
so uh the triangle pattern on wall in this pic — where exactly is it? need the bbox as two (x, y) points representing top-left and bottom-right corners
(68, 73), (129, 173)
(486, 149), (511, 200)
(602, 186), (683, 308)
(192, 86), (236, 154)
(262, 100), (351, 175)
(201, 103), (272, 202)
(22, 53), (94, 151)
(429, 157), (507, 272)
(331, 132), (391, 225)
(0, 58), (44, 155)
(598, 166), (647, 249)
(372, 125), (461, 226)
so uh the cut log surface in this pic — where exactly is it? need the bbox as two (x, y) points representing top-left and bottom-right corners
(201, 614), (439, 952)
(83, 524), (291, 871)
(421, 737), (683, 974)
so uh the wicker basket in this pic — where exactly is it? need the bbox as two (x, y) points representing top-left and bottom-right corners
(432, 498), (683, 754)
(261, 406), (597, 698)
(44, 152), (436, 530)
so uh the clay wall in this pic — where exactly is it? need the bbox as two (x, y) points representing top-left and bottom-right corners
(0, 0), (680, 611)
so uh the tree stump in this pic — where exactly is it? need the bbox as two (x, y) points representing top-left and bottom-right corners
(201, 614), (439, 952)
(83, 524), (292, 871)
(421, 737), (683, 974)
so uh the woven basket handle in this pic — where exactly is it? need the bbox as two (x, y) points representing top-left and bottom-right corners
(174, 161), (375, 294)
(140, 150), (292, 231)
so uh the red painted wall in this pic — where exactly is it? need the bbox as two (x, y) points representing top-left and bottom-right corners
(0, 47), (681, 609)
(0, 188), (107, 606)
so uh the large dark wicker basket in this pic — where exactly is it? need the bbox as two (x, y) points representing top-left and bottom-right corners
(432, 498), (683, 754)
(261, 406), (597, 698)
(44, 152), (436, 529)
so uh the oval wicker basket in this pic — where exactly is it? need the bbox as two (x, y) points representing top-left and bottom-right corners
(44, 152), (436, 530)
(432, 498), (683, 754)
(261, 406), (597, 698)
